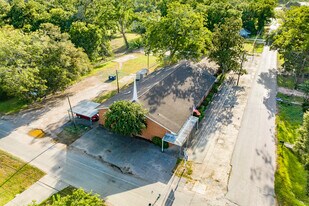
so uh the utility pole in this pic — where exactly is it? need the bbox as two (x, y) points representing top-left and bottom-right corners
(116, 69), (120, 93)
(67, 95), (76, 128)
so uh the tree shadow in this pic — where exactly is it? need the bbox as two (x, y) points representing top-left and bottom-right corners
(257, 69), (277, 120)
(140, 62), (216, 132)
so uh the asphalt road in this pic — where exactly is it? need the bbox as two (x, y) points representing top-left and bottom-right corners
(227, 46), (277, 206)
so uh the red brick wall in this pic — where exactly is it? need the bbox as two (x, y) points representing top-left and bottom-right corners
(140, 117), (169, 140)
(98, 108), (108, 125)
(98, 108), (169, 140)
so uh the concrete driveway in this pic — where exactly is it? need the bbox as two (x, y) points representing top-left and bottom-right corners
(70, 127), (178, 183)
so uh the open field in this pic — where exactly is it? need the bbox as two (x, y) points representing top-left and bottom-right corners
(0, 150), (45, 205)
(244, 42), (264, 54)
(110, 33), (140, 53)
(275, 93), (309, 206)
(84, 53), (158, 80)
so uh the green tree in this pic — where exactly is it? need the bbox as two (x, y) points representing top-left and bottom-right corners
(112, 0), (135, 49)
(104, 100), (148, 136)
(240, 3), (258, 34)
(69, 21), (107, 60)
(6, 0), (50, 31)
(272, 6), (309, 85)
(38, 23), (93, 93)
(0, 26), (47, 100)
(144, 2), (211, 63)
(0, 0), (10, 26)
(29, 188), (105, 206)
(197, 1), (241, 32)
(295, 111), (309, 170)
(209, 16), (245, 74)
(0, 24), (92, 101)
(49, 8), (73, 32)
(254, 0), (276, 32)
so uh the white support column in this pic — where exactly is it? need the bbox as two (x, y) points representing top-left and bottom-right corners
(161, 138), (164, 152)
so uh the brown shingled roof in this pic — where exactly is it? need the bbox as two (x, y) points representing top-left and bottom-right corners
(99, 61), (216, 133)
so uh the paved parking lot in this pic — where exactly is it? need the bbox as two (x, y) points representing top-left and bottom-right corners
(70, 127), (178, 183)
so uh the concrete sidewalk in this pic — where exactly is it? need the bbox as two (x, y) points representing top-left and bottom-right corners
(6, 175), (68, 206)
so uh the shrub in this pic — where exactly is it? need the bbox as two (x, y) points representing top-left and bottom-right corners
(128, 38), (143, 51)
(152, 136), (169, 149)
(104, 100), (147, 136)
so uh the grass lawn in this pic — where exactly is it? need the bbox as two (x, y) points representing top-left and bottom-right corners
(275, 93), (309, 206)
(84, 53), (158, 80)
(93, 90), (118, 103)
(244, 42), (264, 54)
(277, 92), (304, 105)
(56, 124), (90, 145)
(0, 150), (45, 205)
(110, 33), (140, 53)
(0, 98), (29, 115)
(92, 53), (159, 103)
(277, 74), (296, 89)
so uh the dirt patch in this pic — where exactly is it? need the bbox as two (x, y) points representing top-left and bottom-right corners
(173, 158), (194, 181)
(56, 124), (90, 145)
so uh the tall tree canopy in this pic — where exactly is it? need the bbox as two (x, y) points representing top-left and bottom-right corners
(197, 1), (241, 32)
(144, 2), (211, 63)
(209, 16), (245, 74)
(69, 21), (109, 60)
(272, 6), (309, 84)
(0, 25), (92, 101)
(112, 0), (135, 49)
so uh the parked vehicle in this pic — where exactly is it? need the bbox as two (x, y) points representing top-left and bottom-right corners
(108, 74), (116, 81)
(76, 113), (99, 122)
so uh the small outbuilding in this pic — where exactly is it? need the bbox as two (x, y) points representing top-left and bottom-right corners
(136, 68), (149, 81)
(69, 100), (100, 124)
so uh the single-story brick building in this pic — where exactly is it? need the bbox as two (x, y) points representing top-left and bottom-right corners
(98, 62), (216, 146)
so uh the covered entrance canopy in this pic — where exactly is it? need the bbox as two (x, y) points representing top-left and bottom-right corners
(68, 100), (100, 123)
(162, 116), (199, 151)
